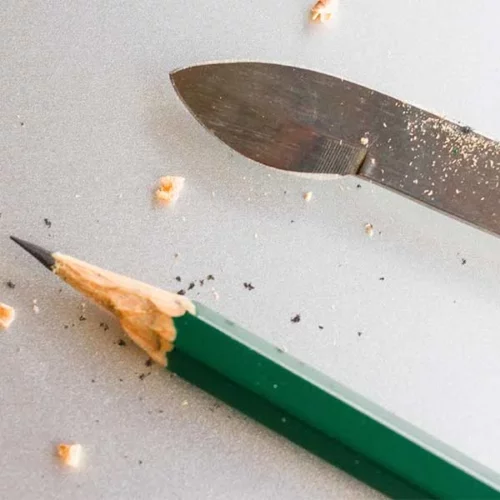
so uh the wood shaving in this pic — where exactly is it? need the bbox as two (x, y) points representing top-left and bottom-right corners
(364, 223), (374, 237)
(310, 0), (334, 23)
(360, 137), (369, 146)
(303, 191), (313, 202)
(0, 302), (15, 330)
(155, 176), (185, 206)
(57, 443), (82, 468)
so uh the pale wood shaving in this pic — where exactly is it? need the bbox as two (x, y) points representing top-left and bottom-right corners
(0, 303), (15, 330)
(57, 443), (82, 468)
(155, 176), (185, 206)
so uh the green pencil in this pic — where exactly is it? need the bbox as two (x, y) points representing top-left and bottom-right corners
(10, 236), (500, 498)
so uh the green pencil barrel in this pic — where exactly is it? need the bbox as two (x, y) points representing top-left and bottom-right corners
(171, 302), (500, 499)
(168, 349), (428, 498)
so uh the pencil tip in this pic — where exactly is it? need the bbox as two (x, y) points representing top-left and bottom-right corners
(10, 236), (56, 271)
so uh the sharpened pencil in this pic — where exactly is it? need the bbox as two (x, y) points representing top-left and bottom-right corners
(11, 236), (500, 498)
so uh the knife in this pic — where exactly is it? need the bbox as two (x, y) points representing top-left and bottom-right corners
(170, 62), (500, 237)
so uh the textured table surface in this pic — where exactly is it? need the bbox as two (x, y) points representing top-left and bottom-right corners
(2, 1), (500, 498)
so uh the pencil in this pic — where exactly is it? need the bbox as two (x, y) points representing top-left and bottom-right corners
(10, 236), (500, 498)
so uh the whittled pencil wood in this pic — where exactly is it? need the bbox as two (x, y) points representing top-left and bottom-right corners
(10, 236), (500, 499)
(10, 236), (194, 365)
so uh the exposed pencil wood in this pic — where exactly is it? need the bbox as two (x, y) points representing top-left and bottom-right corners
(53, 253), (194, 365)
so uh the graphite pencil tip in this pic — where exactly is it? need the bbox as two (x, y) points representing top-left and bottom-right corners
(10, 236), (56, 271)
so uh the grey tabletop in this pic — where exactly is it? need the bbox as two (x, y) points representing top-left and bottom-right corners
(2, 1), (500, 498)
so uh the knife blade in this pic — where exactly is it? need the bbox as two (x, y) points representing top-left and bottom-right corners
(170, 62), (500, 236)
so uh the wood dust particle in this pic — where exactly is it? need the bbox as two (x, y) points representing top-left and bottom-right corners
(364, 223), (374, 237)
(303, 191), (313, 202)
(360, 137), (369, 146)
(155, 176), (185, 206)
(310, 0), (334, 23)
(0, 303), (15, 330)
(57, 443), (82, 468)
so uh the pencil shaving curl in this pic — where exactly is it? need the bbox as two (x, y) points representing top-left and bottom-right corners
(54, 254), (195, 366)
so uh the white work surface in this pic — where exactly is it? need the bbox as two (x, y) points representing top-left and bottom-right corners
(2, 1), (500, 498)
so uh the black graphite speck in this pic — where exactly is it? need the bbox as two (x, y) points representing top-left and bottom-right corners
(243, 282), (255, 290)
(175, 276), (181, 282)
(79, 315), (86, 321)
(291, 314), (301, 323)
(356, 184), (362, 189)
(199, 279), (205, 286)
(139, 373), (151, 381)
(209, 402), (222, 412)
(43, 218), (52, 228)
(379, 277), (385, 281)
(91, 379), (95, 383)
(357, 331), (363, 337)
(64, 325), (69, 329)
(100, 322), (109, 331)
(6, 281), (15, 289)
(177, 289), (186, 295)
(318, 325), (324, 330)
(188, 282), (195, 290)
(145, 359), (153, 367)
(461, 258), (467, 265)
(207, 274), (215, 281)
(117, 339), (127, 347)
(461, 125), (473, 134)
(138, 460), (143, 465)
